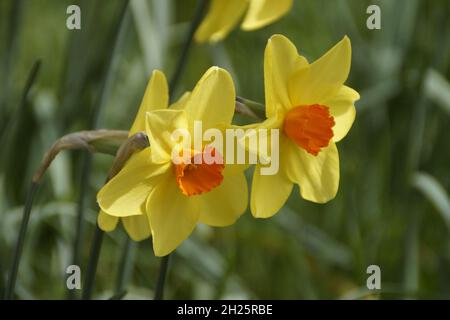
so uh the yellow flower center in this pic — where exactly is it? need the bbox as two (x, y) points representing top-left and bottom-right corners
(174, 148), (224, 196)
(283, 104), (335, 156)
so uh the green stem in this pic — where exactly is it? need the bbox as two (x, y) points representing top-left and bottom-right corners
(152, 0), (209, 301)
(0, 60), (41, 159)
(114, 236), (136, 297)
(4, 182), (38, 299)
(81, 225), (104, 300)
(68, 152), (92, 299)
(154, 255), (170, 300)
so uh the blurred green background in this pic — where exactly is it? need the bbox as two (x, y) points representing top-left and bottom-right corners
(1, 0), (450, 299)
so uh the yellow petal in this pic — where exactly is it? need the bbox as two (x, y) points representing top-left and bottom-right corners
(195, 0), (249, 43)
(288, 36), (352, 106)
(323, 86), (359, 142)
(129, 70), (169, 136)
(122, 214), (151, 241)
(97, 210), (119, 232)
(97, 148), (169, 217)
(264, 35), (308, 117)
(284, 140), (340, 203)
(198, 170), (248, 226)
(242, 0), (293, 30)
(184, 67), (235, 130)
(147, 172), (199, 256)
(250, 164), (293, 218)
(145, 109), (188, 164)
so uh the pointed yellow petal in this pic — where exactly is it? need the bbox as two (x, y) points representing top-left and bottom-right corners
(250, 164), (293, 218)
(323, 86), (359, 142)
(184, 67), (235, 130)
(288, 36), (352, 106)
(264, 35), (308, 117)
(97, 210), (119, 232)
(284, 140), (340, 203)
(242, 0), (293, 30)
(129, 70), (169, 136)
(198, 170), (248, 226)
(145, 109), (188, 164)
(147, 173), (199, 256)
(195, 0), (248, 43)
(122, 214), (151, 241)
(97, 148), (169, 217)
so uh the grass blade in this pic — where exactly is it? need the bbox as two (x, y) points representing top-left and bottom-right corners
(412, 172), (450, 228)
(114, 236), (136, 297)
(3, 182), (38, 299)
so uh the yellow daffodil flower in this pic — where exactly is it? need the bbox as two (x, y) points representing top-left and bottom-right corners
(97, 67), (248, 256)
(195, 0), (293, 43)
(250, 34), (359, 218)
(96, 70), (169, 241)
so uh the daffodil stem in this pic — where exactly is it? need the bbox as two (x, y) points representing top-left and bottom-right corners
(154, 255), (170, 300)
(168, 0), (209, 99)
(69, 152), (92, 298)
(81, 225), (104, 300)
(4, 182), (38, 300)
(114, 236), (136, 296)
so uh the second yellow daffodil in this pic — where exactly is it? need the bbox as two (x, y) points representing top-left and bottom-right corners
(250, 34), (359, 218)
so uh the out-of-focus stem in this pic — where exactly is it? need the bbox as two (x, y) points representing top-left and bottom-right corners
(114, 236), (137, 297)
(168, 0), (209, 100)
(81, 224), (104, 300)
(154, 255), (170, 300)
